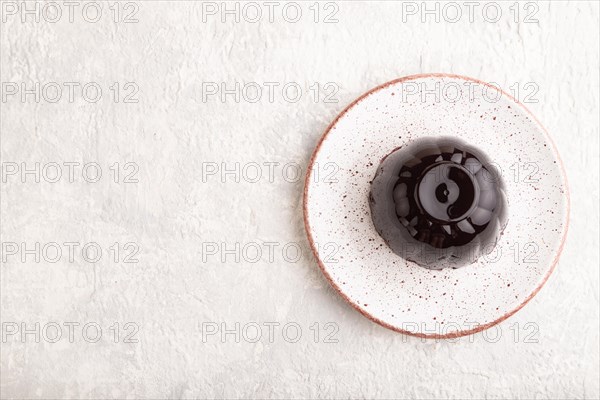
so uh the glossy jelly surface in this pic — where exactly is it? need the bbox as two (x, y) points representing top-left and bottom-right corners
(370, 137), (507, 268)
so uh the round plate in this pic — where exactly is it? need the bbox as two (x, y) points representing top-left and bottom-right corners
(303, 74), (569, 338)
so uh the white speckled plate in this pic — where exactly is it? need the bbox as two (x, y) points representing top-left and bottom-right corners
(303, 74), (569, 338)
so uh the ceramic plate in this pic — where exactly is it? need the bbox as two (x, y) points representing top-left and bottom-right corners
(303, 74), (569, 338)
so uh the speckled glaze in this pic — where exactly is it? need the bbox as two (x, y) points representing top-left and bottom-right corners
(303, 74), (569, 338)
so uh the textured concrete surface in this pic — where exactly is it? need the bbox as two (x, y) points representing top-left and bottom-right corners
(1, 1), (598, 399)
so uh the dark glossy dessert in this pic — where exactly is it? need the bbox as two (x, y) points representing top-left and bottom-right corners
(369, 137), (507, 269)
